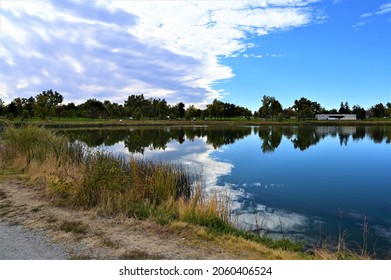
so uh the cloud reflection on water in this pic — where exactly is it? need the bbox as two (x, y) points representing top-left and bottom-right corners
(104, 134), (315, 241)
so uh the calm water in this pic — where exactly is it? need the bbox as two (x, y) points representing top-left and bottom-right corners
(63, 125), (391, 258)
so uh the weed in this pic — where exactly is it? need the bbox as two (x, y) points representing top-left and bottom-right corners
(58, 220), (89, 235)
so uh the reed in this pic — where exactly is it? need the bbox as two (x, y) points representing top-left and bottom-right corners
(1, 125), (68, 168)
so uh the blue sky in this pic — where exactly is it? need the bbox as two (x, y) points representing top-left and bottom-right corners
(0, 0), (390, 112)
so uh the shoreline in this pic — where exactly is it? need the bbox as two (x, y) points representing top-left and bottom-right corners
(0, 179), (308, 260)
(2, 118), (390, 130)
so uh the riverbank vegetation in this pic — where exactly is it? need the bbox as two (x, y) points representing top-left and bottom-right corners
(0, 125), (376, 259)
(0, 125), (307, 255)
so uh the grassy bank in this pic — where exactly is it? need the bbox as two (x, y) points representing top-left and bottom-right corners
(0, 125), (309, 256)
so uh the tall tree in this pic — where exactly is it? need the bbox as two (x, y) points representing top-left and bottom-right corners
(386, 102), (391, 117)
(270, 99), (283, 120)
(293, 97), (321, 120)
(259, 95), (275, 120)
(352, 105), (366, 120)
(371, 103), (385, 118)
(185, 105), (201, 119)
(339, 101), (351, 114)
(207, 99), (224, 119)
(81, 99), (106, 119)
(177, 102), (185, 119)
(34, 90), (63, 120)
(0, 98), (4, 116)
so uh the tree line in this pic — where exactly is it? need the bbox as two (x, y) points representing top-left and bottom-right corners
(0, 90), (390, 121)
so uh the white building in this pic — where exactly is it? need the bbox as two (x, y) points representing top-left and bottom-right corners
(315, 114), (356, 120)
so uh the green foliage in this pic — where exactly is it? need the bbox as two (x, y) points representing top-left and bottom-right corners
(21, 109), (30, 121)
(34, 90), (63, 120)
(277, 112), (284, 122)
(7, 113), (15, 121)
(293, 97), (322, 121)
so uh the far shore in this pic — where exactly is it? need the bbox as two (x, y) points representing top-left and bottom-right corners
(3, 117), (391, 129)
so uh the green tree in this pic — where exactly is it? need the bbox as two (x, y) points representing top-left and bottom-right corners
(0, 98), (4, 116)
(371, 103), (385, 118)
(339, 101), (351, 114)
(293, 97), (321, 121)
(178, 102), (185, 118)
(352, 105), (366, 120)
(386, 102), (391, 117)
(6, 102), (17, 117)
(124, 94), (150, 119)
(185, 105), (201, 120)
(270, 99), (283, 120)
(259, 95), (274, 120)
(207, 99), (224, 119)
(21, 109), (30, 121)
(81, 99), (106, 119)
(34, 90), (63, 120)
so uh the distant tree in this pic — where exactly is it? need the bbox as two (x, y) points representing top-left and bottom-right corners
(259, 95), (274, 120)
(352, 105), (366, 120)
(25, 97), (36, 118)
(34, 90), (63, 120)
(177, 102), (185, 119)
(0, 98), (4, 116)
(81, 99), (106, 119)
(283, 107), (295, 119)
(12, 97), (24, 117)
(207, 99), (224, 119)
(293, 97), (321, 120)
(7, 112), (15, 120)
(155, 99), (169, 119)
(339, 101), (351, 114)
(371, 103), (386, 118)
(21, 109), (30, 121)
(185, 105), (201, 120)
(6, 101), (18, 118)
(270, 99), (283, 120)
(328, 108), (338, 114)
(124, 94), (149, 119)
(386, 102), (391, 117)
(104, 101), (124, 119)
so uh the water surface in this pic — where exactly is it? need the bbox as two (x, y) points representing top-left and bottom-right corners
(63, 125), (391, 258)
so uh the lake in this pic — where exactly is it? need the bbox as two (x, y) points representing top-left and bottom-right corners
(63, 125), (391, 258)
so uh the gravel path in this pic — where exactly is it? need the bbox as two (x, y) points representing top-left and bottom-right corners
(0, 222), (68, 260)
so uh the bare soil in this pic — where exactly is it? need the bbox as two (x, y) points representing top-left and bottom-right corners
(0, 180), (239, 260)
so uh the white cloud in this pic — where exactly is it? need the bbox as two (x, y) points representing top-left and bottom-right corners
(352, 21), (367, 31)
(0, 0), (321, 105)
(360, 12), (372, 18)
(376, 2), (391, 15)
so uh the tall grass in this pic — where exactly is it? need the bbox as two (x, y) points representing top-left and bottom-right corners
(2, 125), (68, 167)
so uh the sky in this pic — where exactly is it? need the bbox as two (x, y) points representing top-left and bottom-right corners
(0, 0), (390, 112)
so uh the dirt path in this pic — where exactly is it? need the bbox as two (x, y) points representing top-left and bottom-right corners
(0, 180), (236, 260)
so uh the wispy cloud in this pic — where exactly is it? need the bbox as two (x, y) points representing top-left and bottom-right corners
(352, 21), (367, 31)
(0, 0), (321, 106)
(376, 2), (391, 15)
(360, 12), (373, 18)
(355, 1), (391, 31)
